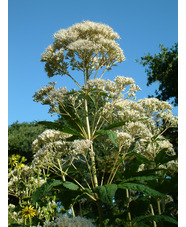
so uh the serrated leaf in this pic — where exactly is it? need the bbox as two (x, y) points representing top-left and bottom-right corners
(63, 181), (79, 191)
(102, 120), (129, 130)
(37, 120), (82, 137)
(134, 168), (166, 177)
(96, 130), (118, 146)
(94, 184), (117, 205)
(88, 94), (96, 105)
(60, 125), (83, 136)
(155, 148), (177, 165)
(132, 214), (178, 225)
(154, 148), (168, 164)
(126, 152), (152, 165)
(135, 222), (150, 227)
(122, 175), (160, 183)
(32, 179), (63, 204)
(118, 182), (166, 197)
(102, 118), (147, 131)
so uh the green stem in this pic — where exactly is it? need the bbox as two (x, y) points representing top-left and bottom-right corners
(71, 162), (92, 190)
(84, 78), (99, 187)
(157, 200), (162, 215)
(29, 217), (32, 227)
(70, 204), (75, 217)
(150, 203), (157, 227)
(57, 159), (75, 217)
(90, 145), (98, 187)
(84, 95), (91, 139)
(126, 189), (132, 227)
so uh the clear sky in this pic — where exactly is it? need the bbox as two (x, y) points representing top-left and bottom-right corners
(8, 0), (178, 125)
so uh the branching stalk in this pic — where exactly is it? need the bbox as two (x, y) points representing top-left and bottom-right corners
(71, 162), (92, 191)
(150, 203), (157, 227)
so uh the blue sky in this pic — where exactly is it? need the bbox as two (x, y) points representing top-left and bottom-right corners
(8, 0), (178, 125)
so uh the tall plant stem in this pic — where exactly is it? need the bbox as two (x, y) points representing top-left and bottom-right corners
(90, 145), (98, 187)
(126, 189), (132, 227)
(84, 96), (91, 139)
(84, 68), (103, 226)
(157, 200), (162, 215)
(150, 203), (157, 227)
(84, 82), (98, 187)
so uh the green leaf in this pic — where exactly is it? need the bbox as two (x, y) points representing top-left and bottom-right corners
(154, 148), (168, 164)
(94, 184), (117, 205)
(122, 175), (160, 183)
(9, 224), (28, 227)
(96, 130), (118, 146)
(57, 188), (81, 209)
(63, 181), (79, 191)
(88, 94), (96, 105)
(155, 148), (177, 165)
(37, 121), (82, 137)
(132, 214), (178, 225)
(32, 179), (63, 204)
(129, 197), (150, 217)
(134, 223), (150, 227)
(126, 152), (153, 165)
(60, 125), (83, 136)
(102, 120), (129, 130)
(124, 158), (142, 178)
(118, 182), (166, 197)
(134, 168), (166, 177)
(59, 103), (84, 131)
(101, 118), (147, 131)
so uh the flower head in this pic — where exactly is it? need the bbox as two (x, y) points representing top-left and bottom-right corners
(41, 21), (125, 78)
(22, 205), (36, 220)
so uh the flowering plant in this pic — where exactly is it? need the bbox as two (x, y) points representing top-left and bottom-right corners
(8, 21), (178, 227)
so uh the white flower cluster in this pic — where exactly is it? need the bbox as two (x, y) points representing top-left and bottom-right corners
(32, 128), (93, 169)
(114, 99), (145, 121)
(85, 78), (106, 90)
(138, 98), (173, 113)
(116, 131), (133, 148)
(8, 208), (23, 225)
(33, 83), (68, 116)
(8, 165), (45, 198)
(85, 76), (140, 100)
(138, 98), (178, 127)
(114, 76), (135, 89)
(32, 140), (71, 168)
(157, 138), (175, 153)
(159, 159), (178, 171)
(71, 139), (93, 155)
(32, 129), (72, 152)
(133, 135), (176, 160)
(41, 21), (125, 78)
(125, 122), (153, 139)
(43, 216), (95, 227)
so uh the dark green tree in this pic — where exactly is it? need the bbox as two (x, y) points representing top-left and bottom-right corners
(137, 43), (178, 106)
(8, 121), (46, 163)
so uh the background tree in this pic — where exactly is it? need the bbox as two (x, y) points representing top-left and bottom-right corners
(8, 121), (46, 163)
(137, 43), (178, 106)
